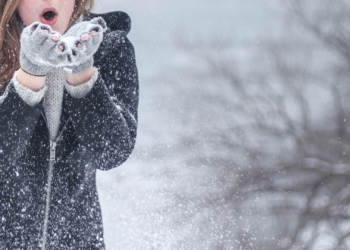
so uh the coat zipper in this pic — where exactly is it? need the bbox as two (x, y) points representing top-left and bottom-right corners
(41, 144), (55, 249)
(40, 111), (71, 249)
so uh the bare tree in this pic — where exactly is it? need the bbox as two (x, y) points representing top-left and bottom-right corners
(173, 0), (350, 249)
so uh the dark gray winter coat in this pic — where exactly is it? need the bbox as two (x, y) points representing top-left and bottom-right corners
(0, 11), (138, 249)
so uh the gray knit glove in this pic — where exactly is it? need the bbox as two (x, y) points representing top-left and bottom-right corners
(20, 22), (68, 76)
(61, 17), (107, 74)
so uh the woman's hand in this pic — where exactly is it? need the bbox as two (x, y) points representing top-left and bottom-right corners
(18, 18), (107, 89)
(60, 17), (107, 75)
(20, 22), (68, 76)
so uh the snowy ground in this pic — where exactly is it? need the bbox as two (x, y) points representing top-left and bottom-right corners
(93, 0), (282, 249)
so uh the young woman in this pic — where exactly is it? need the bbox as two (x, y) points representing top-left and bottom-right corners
(0, 0), (139, 248)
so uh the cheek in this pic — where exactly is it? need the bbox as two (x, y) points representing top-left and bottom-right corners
(60, 0), (75, 26)
(61, 0), (75, 17)
(18, 0), (37, 26)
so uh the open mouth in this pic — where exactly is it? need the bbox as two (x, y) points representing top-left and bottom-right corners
(40, 8), (58, 25)
(43, 11), (56, 21)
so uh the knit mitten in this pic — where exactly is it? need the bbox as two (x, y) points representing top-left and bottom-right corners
(61, 17), (107, 74)
(20, 22), (68, 76)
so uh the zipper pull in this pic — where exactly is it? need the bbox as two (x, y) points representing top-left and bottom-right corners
(50, 140), (56, 162)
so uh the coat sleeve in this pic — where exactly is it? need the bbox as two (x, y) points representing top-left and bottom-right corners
(0, 81), (43, 167)
(65, 30), (139, 171)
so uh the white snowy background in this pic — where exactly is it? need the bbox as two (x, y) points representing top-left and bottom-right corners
(93, 0), (282, 249)
(90, 0), (350, 249)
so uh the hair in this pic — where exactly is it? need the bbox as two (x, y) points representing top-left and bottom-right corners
(0, 0), (94, 93)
